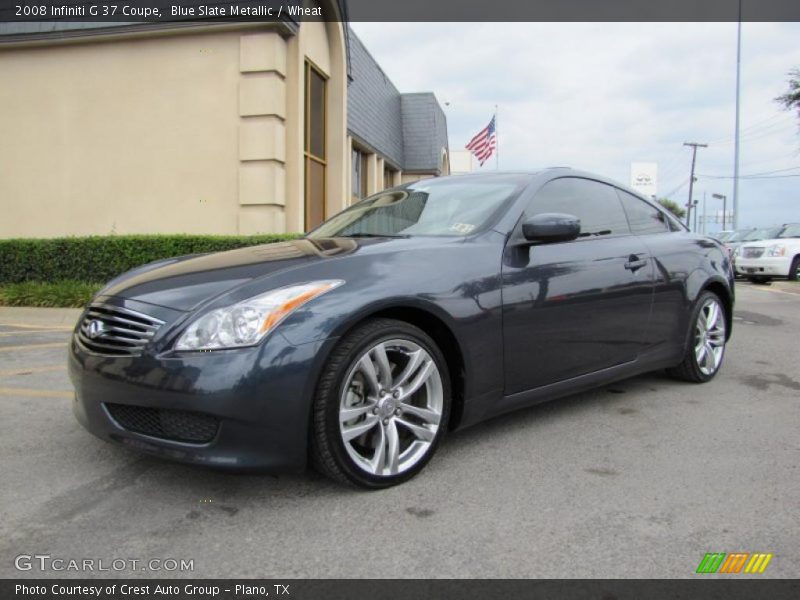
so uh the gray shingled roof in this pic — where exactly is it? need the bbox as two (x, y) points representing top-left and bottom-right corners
(346, 30), (404, 168)
(346, 30), (448, 173)
(399, 92), (448, 173)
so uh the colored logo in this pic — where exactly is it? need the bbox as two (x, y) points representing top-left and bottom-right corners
(696, 552), (773, 574)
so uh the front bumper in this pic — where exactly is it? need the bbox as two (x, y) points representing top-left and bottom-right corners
(735, 257), (790, 277)
(69, 329), (335, 472)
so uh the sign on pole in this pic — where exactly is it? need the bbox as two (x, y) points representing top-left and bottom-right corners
(630, 162), (658, 197)
(715, 210), (735, 224)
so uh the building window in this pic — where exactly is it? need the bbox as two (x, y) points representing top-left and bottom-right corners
(384, 167), (395, 190)
(352, 148), (362, 202)
(361, 152), (368, 198)
(351, 147), (370, 202)
(304, 61), (327, 230)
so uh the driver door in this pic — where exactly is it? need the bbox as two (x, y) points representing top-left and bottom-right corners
(501, 177), (655, 394)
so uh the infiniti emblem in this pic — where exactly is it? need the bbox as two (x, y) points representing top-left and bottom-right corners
(86, 319), (106, 339)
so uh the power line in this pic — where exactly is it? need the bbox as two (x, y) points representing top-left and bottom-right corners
(705, 113), (794, 145)
(662, 178), (690, 199)
(697, 166), (800, 178)
(711, 118), (797, 146)
(738, 166), (800, 177)
(698, 172), (800, 180)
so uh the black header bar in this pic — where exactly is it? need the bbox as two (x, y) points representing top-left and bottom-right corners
(1, 0), (800, 24)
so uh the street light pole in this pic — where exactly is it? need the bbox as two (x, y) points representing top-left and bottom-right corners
(713, 193), (728, 231)
(702, 191), (707, 234)
(684, 142), (708, 227)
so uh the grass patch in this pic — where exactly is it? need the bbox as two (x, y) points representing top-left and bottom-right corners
(0, 281), (102, 308)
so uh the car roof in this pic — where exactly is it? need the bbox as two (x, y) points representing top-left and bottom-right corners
(438, 168), (643, 196)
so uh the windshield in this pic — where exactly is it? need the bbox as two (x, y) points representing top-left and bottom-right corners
(778, 224), (800, 238)
(717, 231), (736, 241)
(745, 227), (782, 241)
(727, 229), (753, 242)
(308, 176), (529, 239)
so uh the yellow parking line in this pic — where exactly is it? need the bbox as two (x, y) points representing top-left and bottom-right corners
(0, 365), (67, 377)
(0, 387), (73, 399)
(0, 342), (67, 353)
(0, 322), (74, 331)
(744, 285), (800, 297)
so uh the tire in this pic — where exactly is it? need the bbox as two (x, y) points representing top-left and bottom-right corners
(667, 291), (728, 383)
(310, 318), (451, 489)
(748, 276), (771, 285)
(789, 256), (800, 281)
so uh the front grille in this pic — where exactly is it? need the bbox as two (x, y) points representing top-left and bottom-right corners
(76, 304), (164, 356)
(742, 247), (765, 259)
(105, 403), (219, 443)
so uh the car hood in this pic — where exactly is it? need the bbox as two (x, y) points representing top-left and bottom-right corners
(100, 238), (370, 311)
(739, 238), (784, 249)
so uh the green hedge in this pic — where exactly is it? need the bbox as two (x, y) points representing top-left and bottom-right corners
(0, 234), (302, 284)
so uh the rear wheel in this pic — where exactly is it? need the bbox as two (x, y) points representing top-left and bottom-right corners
(789, 256), (800, 281)
(310, 318), (450, 489)
(667, 291), (727, 383)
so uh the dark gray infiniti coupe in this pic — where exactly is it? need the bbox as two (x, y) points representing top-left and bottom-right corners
(69, 169), (734, 488)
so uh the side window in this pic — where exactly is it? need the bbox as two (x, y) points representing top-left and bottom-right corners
(616, 190), (671, 235)
(527, 178), (630, 238)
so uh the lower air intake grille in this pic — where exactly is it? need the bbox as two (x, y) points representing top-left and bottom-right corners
(105, 403), (219, 444)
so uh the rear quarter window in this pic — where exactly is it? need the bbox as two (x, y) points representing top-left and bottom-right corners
(616, 189), (673, 234)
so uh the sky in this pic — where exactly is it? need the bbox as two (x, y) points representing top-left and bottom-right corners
(351, 22), (800, 231)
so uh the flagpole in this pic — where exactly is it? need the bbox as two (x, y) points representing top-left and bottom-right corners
(495, 104), (499, 171)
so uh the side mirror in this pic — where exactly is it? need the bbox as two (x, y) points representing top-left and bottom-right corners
(522, 213), (581, 244)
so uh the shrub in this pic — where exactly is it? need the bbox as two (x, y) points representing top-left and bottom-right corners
(0, 234), (301, 284)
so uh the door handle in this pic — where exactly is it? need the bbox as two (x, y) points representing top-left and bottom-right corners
(624, 255), (648, 271)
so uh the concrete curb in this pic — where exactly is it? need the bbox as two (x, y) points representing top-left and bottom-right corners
(0, 306), (82, 329)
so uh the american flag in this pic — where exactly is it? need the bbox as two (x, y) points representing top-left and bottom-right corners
(465, 116), (497, 166)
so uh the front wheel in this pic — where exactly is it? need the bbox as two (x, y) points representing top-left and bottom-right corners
(667, 291), (728, 383)
(310, 318), (450, 488)
(789, 256), (800, 281)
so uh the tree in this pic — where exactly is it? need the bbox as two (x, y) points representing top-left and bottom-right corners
(775, 67), (800, 119)
(657, 198), (686, 219)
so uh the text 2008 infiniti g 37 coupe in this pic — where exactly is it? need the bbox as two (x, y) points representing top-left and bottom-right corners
(69, 169), (734, 488)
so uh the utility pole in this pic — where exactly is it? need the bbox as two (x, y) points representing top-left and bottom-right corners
(684, 142), (708, 227)
(733, 1), (742, 229)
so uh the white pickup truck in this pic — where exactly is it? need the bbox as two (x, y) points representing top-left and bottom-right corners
(735, 223), (800, 283)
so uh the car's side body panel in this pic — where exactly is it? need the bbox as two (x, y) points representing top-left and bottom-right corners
(500, 234), (655, 394)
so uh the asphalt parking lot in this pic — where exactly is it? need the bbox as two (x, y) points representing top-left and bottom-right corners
(1, 282), (798, 579)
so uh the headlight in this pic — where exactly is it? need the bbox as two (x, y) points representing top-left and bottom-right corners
(175, 280), (343, 351)
(765, 244), (786, 257)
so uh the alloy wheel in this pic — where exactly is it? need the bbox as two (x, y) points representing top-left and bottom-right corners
(694, 297), (726, 376)
(338, 339), (443, 477)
